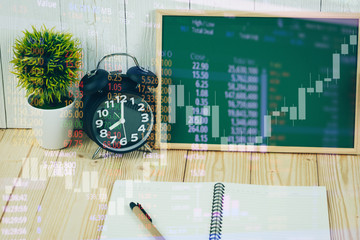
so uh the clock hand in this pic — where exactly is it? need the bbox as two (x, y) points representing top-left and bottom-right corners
(109, 112), (122, 130)
(109, 121), (121, 131)
(109, 112), (121, 131)
(120, 101), (125, 124)
(122, 122), (127, 142)
(115, 102), (127, 142)
(120, 101), (128, 141)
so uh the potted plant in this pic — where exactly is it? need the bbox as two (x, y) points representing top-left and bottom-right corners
(11, 26), (83, 149)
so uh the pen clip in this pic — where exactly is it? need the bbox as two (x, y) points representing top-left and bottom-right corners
(137, 203), (152, 222)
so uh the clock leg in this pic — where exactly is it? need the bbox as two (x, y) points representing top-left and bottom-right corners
(144, 143), (152, 152)
(92, 146), (102, 160)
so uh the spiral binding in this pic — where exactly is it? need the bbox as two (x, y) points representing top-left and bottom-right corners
(209, 182), (225, 240)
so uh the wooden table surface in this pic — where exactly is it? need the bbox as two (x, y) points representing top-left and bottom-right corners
(0, 129), (359, 239)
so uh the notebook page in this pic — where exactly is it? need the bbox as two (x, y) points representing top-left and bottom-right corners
(100, 180), (216, 240)
(221, 184), (330, 240)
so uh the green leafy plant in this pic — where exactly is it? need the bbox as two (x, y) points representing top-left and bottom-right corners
(11, 26), (83, 109)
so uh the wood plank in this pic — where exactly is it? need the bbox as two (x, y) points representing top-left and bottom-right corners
(251, 153), (318, 186)
(22, 132), (187, 239)
(0, 129), (35, 162)
(317, 154), (360, 240)
(321, 0), (360, 12)
(0, 129), (5, 141)
(0, 45), (6, 128)
(126, 0), (189, 72)
(160, 142), (360, 155)
(21, 132), (100, 239)
(1, 1), (62, 128)
(59, 0), (127, 129)
(0, 140), (59, 240)
(254, 0), (320, 11)
(184, 151), (251, 183)
(60, 0), (127, 71)
(0, 129), (35, 238)
(190, 0), (254, 10)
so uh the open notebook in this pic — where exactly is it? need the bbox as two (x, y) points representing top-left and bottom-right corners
(100, 180), (330, 240)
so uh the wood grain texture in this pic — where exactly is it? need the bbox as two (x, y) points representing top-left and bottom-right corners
(0, 142), (59, 240)
(321, 0), (360, 12)
(0, 129), (34, 162)
(254, 0), (320, 11)
(60, 0), (127, 71)
(0, 129), (359, 239)
(23, 133), (104, 239)
(5, 129), (187, 239)
(126, 0), (189, 72)
(1, 0), (62, 128)
(0, 129), (4, 141)
(190, 0), (254, 10)
(161, 142), (360, 154)
(318, 154), (360, 240)
(60, 0), (127, 128)
(251, 153), (318, 186)
(0, 0), (5, 128)
(0, 0), (359, 130)
(20, 134), (97, 239)
(183, 151), (251, 183)
(0, 45), (6, 128)
(0, 158), (26, 224)
(0, 129), (36, 232)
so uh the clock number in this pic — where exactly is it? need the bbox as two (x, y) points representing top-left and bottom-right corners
(100, 129), (107, 138)
(105, 100), (114, 108)
(95, 120), (103, 128)
(114, 94), (126, 103)
(97, 109), (109, 117)
(120, 137), (127, 145)
(138, 124), (146, 133)
(141, 113), (149, 122)
(138, 103), (145, 111)
(120, 95), (127, 103)
(110, 135), (117, 144)
(131, 133), (138, 142)
(130, 97), (135, 105)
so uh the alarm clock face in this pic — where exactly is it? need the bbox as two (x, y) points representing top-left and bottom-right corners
(91, 92), (154, 153)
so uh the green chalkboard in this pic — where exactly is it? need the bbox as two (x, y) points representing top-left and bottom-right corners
(156, 11), (360, 153)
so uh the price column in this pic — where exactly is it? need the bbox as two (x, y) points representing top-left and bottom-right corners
(160, 50), (173, 143)
(190, 59), (210, 144)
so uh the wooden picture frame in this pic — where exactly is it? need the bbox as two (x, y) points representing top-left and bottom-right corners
(155, 10), (360, 154)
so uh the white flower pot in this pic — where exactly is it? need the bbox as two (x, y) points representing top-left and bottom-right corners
(27, 95), (76, 149)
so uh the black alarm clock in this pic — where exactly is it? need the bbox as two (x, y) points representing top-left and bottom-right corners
(79, 53), (157, 159)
